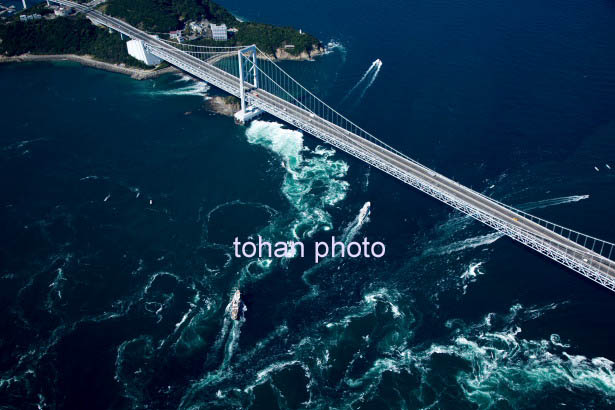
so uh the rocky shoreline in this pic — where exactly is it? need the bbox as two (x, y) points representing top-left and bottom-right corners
(0, 53), (178, 80)
(204, 95), (241, 117)
(0, 46), (325, 117)
(0, 45), (325, 77)
(272, 44), (326, 61)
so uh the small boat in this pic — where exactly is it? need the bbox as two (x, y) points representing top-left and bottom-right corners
(230, 289), (241, 321)
(595, 166), (600, 172)
(358, 201), (371, 224)
(607, 164), (611, 170)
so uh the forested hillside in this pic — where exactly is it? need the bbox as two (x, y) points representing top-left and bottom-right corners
(105, 0), (237, 32)
(0, 16), (148, 67)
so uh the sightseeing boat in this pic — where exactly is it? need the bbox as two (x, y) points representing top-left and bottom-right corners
(230, 289), (241, 321)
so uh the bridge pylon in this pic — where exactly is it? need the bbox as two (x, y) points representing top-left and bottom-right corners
(41, 0), (615, 293)
(234, 45), (263, 125)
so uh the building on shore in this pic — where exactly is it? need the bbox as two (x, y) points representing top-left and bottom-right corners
(210, 23), (227, 41)
(19, 13), (42, 22)
(54, 7), (70, 17)
(126, 39), (162, 66)
(169, 30), (184, 42)
(189, 21), (207, 35)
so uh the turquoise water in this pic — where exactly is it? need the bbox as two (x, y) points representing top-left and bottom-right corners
(2, 0), (615, 408)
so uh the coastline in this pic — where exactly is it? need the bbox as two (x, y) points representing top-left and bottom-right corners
(271, 44), (326, 61)
(0, 45), (324, 116)
(0, 46), (324, 74)
(204, 95), (241, 117)
(0, 52), (240, 116)
(0, 53), (178, 79)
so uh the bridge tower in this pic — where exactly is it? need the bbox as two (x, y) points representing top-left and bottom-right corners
(234, 45), (263, 125)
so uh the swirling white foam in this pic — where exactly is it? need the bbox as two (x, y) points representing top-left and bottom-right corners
(245, 121), (349, 240)
(336, 303), (615, 409)
(323, 40), (347, 56)
(146, 75), (210, 99)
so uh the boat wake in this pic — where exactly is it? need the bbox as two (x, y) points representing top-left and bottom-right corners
(426, 193), (591, 257)
(519, 194), (589, 211)
(221, 318), (243, 369)
(340, 59), (382, 104)
(426, 231), (503, 256)
(145, 77), (210, 99)
(207, 297), (246, 372)
(341, 201), (371, 244)
(358, 60), (382, 100)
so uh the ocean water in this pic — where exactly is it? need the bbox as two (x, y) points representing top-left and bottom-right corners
(0, 0), (44, 11)
(2, 0), (615, 408)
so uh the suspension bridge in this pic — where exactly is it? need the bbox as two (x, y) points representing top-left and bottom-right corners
(51, 0), (615, 293)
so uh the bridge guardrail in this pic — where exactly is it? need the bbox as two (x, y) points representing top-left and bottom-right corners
(50, 0), (615, 291)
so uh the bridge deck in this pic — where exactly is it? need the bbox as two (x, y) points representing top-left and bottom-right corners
(51, 0), (615, 291)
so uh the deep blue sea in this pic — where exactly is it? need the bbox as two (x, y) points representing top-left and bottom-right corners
(2, 0), (615, 409)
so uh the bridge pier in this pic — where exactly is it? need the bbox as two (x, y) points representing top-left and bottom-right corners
(234, 105), (263, 125)
(234, 45), (262, 125)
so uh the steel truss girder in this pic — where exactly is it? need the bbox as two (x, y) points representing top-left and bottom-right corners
(247, 96), (615, 293)
(140, 42), (615, 293)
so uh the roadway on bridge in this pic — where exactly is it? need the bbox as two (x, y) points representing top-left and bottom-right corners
(249, 89), (615, 278)
(52, 0), (615, 286)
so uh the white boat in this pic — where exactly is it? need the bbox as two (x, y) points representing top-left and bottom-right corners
(230, 289), (241, 320)
(358, 201), (371, 224)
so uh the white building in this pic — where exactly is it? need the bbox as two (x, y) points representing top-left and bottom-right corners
(19, 13), (41, 22)
(169, 30), (183, 42)
(189, 21), (206, 34)
(54, 7), (69, 17)
(210, 23), (227, 41)
(126, 39), (162, 66)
